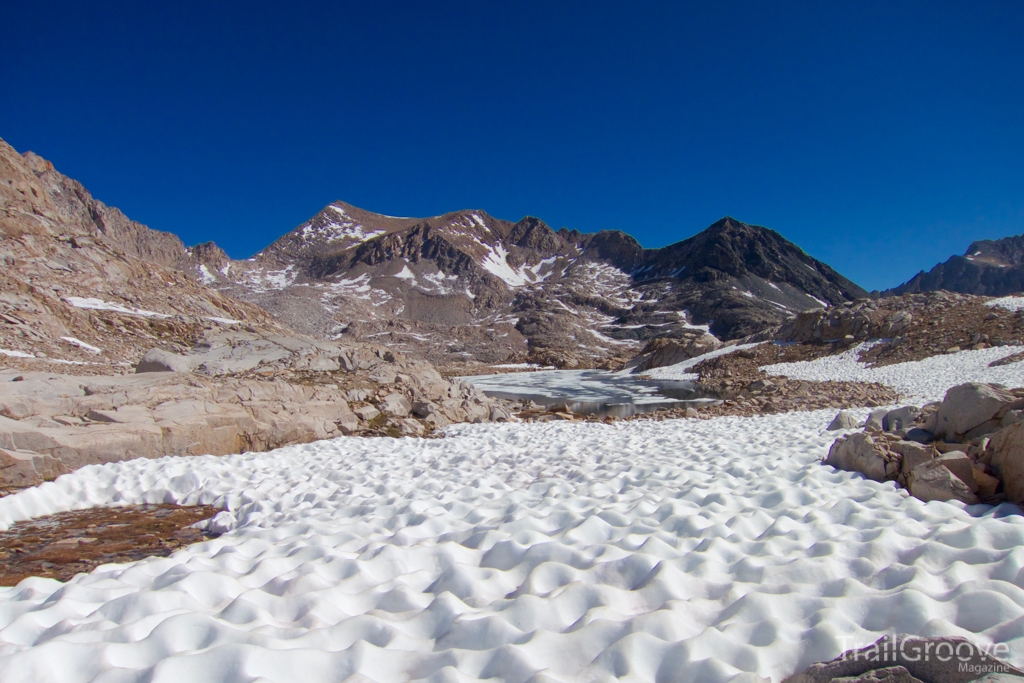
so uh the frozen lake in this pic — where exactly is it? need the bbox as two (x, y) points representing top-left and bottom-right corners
(461, 368), (725, 417)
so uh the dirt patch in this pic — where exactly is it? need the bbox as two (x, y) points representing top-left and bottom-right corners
(0, 504), (220, 586)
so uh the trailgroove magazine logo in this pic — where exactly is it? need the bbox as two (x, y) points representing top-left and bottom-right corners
(837, 634), (1012, 673)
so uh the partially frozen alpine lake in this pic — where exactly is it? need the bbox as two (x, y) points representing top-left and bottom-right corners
(462, 368), (721, 417)
(3, 346), (1024, 682)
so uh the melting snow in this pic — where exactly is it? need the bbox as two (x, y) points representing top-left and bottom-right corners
(197, 264), (217, 285)
(64, 297), (172, 318)
(0, 349), (34, 358)
(987, 296), (1024, 312)
(3, 409), (1024, 681)
(60, 337), (102, 354)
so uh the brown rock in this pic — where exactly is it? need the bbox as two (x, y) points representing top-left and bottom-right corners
(989, 421), (1024, 504)
(909, 460), (979, 504)
(826, 433), (892, 482)
(934, 382), (1017, 439)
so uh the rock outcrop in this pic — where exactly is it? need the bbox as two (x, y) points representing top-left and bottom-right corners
(825, 382), (1024, 506)
(0, 328), (505, 487)
(185, 202), (868, 369)
(888, 232), (1024, 297)
(0, 138), (511, 489)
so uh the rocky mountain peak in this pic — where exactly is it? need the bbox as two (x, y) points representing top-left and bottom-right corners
(888, 232), (1024, 297)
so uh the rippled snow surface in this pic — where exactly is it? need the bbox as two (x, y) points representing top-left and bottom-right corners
(3, 412), (1024, 682)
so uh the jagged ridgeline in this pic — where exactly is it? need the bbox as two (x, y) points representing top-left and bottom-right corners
(185, 200), (867, 369)
(1, 135), (870, 371)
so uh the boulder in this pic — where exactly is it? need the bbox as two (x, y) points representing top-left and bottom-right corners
(378, 393), (412, 417)
(336, 412), (359, 434)
(964, 418), (1005, 441)
(830, 667), (921, 683)
(934, 382), (1016, 439)
(393, 418), (425, 436)
(411, 401), (437, 418)
(934, 451), (977, 491)
(903, 428), (933, 444)
(1002, 409), (1024, 429)
(489, 405), (512, 422)
(864, 409), (888, 431)
(974, 468), (1001, 498)
(827, 410), (859, 431)
(989, 421), (1024, 503)
(883, 406), (919, 432)
(826, 433), (893, 482)
(135, 348), (194, 373)
(909, 460), (979, 504)
(354, 405), (380, 421)
(890, 440), (936, 475)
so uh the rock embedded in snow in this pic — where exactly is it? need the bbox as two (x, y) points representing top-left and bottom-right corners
(989, 422), (1024, 503)
(882, 405), (919, 432)
(934, 382), (1017, 439)
(865, 408), (888, 431)
(827, 410), (860, 431)
(826, 432), (896, 482)
(934, 451), (978, 491)
(908, 459), (979, 504)
(890, 440), (936, 476)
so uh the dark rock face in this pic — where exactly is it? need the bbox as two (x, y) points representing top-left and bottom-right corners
(889, 234), (1024, 296)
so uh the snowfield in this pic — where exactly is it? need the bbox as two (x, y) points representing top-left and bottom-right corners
(3, 351), (1024, 681)
(762, 343), (1024, 403)
(646, 342), (1024, 404)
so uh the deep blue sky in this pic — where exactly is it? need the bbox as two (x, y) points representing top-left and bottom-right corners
(2, 2), (1022, 290)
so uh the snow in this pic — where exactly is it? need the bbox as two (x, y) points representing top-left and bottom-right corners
(586, 328), (632, 346)
(641, 343), (764, 381)
(763, 343), (1024, 403)
(297, 207), (386, 245)
(6, 330), (1024, 680)
(987, 296), (1024, 312)
(4, 411), (1024, 681)
(393, 265), (415, 280)
(198, 264), (217, 285)
(206, 317), (242, 325)
(807, 295), (829, 308)
(60, 337), (102, 354)
(64, 297), (172, 319)
(479, 243), (531, 287)
(0, 349), (34, 358)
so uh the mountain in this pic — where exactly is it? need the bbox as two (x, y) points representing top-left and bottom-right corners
(1, 135), (867, 371)
(0, 137), (284, 369)
(188, 203), (867, 369)
(888, 234), (1024, 296)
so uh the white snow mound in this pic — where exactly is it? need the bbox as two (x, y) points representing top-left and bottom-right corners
(2, 413), (1024, 682)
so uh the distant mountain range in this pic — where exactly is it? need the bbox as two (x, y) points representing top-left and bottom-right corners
(886, 235), (1024, 297)
(179, 203), (866, 367)
(4, 136), (1022, 370)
